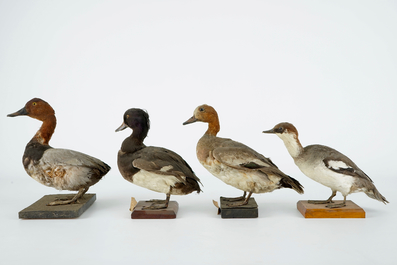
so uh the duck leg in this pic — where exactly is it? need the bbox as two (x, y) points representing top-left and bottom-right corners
(308, 190), (337, 205)
(143, 187), (172, 210)
(48, 187), (89, 206)
(223, 191), (247, 202)
(326, 195), (347, 208)
(226, 192), (253, 207)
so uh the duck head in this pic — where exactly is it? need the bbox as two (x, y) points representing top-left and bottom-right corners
(183, 104), (220, 136)
(263, 122), (303, 158)
(263, 122), (299, 137)
(7, 98), (56, 145)
(7, 98), (55, 121)
(183, 104), (219, 125)
(116, 108), (150, 140)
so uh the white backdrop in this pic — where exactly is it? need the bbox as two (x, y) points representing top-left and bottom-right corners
(1, 1), (396, 264)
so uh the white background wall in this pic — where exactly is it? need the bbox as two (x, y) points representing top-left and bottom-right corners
(1, 1), (396, 264)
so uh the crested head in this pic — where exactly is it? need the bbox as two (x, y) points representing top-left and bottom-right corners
(183, 104), (220, 136)
(116, 108), (150, 140)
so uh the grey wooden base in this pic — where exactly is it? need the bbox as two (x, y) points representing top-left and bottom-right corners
(131, 201), (179, 219)
(18, 194), (96, 219)
(220, 197), (258, 218)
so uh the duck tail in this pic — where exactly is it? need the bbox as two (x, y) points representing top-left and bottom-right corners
(280, 176), (304, 194)
(187, 177), (202, 194)
(365, 187), (388, 204)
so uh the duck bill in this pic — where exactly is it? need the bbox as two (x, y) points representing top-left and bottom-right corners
(115, 122), (128, 132)
(183, 116), (198, 125)
(7, 107), (28, 117)
(262, 128), (276, 134)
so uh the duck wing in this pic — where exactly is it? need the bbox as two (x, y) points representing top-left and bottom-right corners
(42, 148), (111, 173)
(212, 140), (278, 170)
(319, 146), (373, 182)
(132, 147), (201, 184)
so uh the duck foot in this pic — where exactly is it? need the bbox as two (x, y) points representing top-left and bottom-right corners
(142, 203), (168, 210)
(308, 190), (337, 205)
(226, 192), (252, 207)
(48, 197), (79, 206)
(47, 187), (88, 206)
(325, 202), (346, 208)
(226, 201), (248, 207)
(142, 192), (171, 210)
(223, 191), (247, 202)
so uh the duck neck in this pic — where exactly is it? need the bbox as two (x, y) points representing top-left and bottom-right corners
(280, 133), (303, 159)
(32, 115), (56, 145)
(206, 116), (220, 136)
(122, 133), (146, 153)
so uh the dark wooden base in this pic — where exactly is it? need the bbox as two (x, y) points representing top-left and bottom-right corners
(220, 197), (258, 218)
(131, 201), (179, 219)
(18, 194), (96, 219)
(297, 200), (365, 218)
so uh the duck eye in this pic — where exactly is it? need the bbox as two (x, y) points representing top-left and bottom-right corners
(126, 115), (130, 119)
(199, 108), (204, 112)
(32, 102), (37, 106)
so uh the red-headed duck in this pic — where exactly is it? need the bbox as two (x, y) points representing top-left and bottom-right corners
(183, 104), (303, 206)
(7, 98), (111, 205)
(116, 108), (202, 209)
(263, 122), (388, 208)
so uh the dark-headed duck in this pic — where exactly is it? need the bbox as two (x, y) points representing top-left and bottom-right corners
(116, 108), (201, 209)
(183, 104), (303, 206)
(7, 98), (110, 205)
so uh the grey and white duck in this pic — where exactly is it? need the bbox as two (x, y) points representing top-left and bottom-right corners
(183, 104), (303, 206)
(116, 108), (202, 209)
(7, 98), (111, 205)
(263, 122), (388, 208)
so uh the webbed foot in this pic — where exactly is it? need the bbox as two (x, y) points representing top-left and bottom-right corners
(325, 202), (346, 208)
(142, 202), (168, 210)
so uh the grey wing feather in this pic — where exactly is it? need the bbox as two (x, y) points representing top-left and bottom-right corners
(212, 146), (276, 170)
(321, 149), (373, 182)
(43, 148), (110, 171)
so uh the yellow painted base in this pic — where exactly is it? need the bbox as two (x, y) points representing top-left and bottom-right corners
(297, 200), (365, 218)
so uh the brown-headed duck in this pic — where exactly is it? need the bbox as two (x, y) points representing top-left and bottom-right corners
(183, 104), (303, 206)
(7, 98), (110, 205)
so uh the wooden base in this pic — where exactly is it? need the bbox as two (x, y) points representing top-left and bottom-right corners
(131, 201), (179, 219)
(18, 194), (96, 219)
(220, 197), (258, 218)
(297, 200), (365, 218)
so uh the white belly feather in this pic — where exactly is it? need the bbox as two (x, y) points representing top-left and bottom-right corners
(201, 158), (278, 193)
(130, 170), (185, 195)
(26, 161), (93, 191)
(295, 160), (355, 196)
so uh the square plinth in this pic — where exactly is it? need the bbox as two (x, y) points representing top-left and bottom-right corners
(297, 200), (365, 218)
(131, 201), (179, 219)
(18, 194), (96, 219)
(220, 197), (258, 218)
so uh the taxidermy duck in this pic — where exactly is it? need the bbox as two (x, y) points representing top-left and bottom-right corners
(116, 108), (202, 209)
(263, 122), (388, 208)
(7, 98), (111, 205)
(183, 104), (303, 206)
